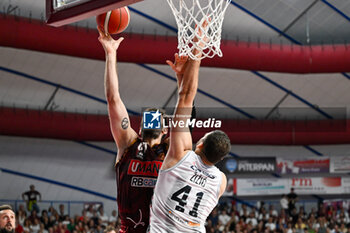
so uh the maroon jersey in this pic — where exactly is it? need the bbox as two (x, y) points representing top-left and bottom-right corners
(115, 138), (167, 233)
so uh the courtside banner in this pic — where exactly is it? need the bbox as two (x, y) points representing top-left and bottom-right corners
(217, 157), (276, 174)
(341, 177), (350, 193)
(277, 157), (329, 174)
(236, 179), (289, 196)
(289, 177), (343, 194)
(330, 156), (350, 173)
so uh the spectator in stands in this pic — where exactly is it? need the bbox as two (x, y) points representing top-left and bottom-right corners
(40, 215), (50, 230)
(103, 226), (116, 233)
(108, 211), (117, 227)
(225, 212), (237, 232)
(15, 215), (23, 233)
(269, 204), (279, 218)
(258, 207), (269, 222)
(0, 205), (15, 233)
(85, 206), (94, 220)
(90, 210), (99, 227)
(87, 219), (96, 233)
(208, 207), (219, 226)
(337, 206), (350, 224)
(295, 217), (306, 231)
(290, 207), (299, 225)
(95, 225), (103, 233)
(245, 221), (254, 232)
(250, 207), (259, 219)
(245, 211), (258, 227)
(22, 219), (31, 233)
(17, 209), (26, 227)
(280, 194), (289, 215)
(276, 216), (287, 231)
(315, 216), (328, 233)
(257, 201), (266, 213)
(79, 210), (88, 223)
(265, 216), (276, 231)
(59, 223), (70, 233)
(240, 204), (249, 221)
(58, 205), (68, 223)
(28, 211), (40, 225)
(306, 219), (316, 233)
(287, 188), (298, 215)
(317, 203), (326, 218)
(30, 219), (40, 233)
(39, 223), (48, 233)
(256, 220), (264, 232)
(327, 205), (335, 221)
(66, 218), (75, 233)
(76, 221), (84, 233)
(22, 185), (41, 213)
(237, 217), (246, 231)
(339, 222), (347, 233)
(231, 204), (239, 218)
(47, 208), (55, 220)
(218, 209), (231, 226)
(96, 207), (108, 228)
(286, 222), (294, 233)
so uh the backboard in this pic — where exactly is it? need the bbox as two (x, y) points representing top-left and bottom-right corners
(46, 0), (143, 27)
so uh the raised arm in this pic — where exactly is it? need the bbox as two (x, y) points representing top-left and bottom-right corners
(162, 22), (208, 169)
(162, 53), (201, 169)
(98, 27), (137, 157)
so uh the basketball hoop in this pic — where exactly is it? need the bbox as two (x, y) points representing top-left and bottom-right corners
(167, 0), (231, 60)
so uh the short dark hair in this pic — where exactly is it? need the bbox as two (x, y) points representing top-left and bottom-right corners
(0, 204), (13, 212)
(202, 130), (231, 164)
(141, 108), (166, 140)
(104, 226), (116, 233)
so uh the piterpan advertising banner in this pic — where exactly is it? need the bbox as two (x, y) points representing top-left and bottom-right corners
(276, 157), (329, 174)
(217, 157), (276, 174)
(330, 156), (350, 173)
(235, 177), (344, 196)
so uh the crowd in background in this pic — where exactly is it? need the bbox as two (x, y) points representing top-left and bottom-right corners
(14, 204), (120, 233)
(206, 200), (350, 233)
(10, 198), (350, 233)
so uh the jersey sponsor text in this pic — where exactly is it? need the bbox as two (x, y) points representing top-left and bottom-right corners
(127, 159), (162, 177)
(131, 176), (157, 188)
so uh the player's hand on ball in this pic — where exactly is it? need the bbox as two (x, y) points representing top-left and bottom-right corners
(97, 26), (124, 54)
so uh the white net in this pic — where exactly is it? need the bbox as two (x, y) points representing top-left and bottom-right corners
(167, 0), (231, 60)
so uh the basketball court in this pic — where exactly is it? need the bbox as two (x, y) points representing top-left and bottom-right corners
(1, 0), (350, 230)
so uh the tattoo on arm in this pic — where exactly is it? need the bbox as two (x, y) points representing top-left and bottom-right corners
(121, 117), (129, 130)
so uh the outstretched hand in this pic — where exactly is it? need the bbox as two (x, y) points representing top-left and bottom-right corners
(166, 53), (188, 75)
(97, 26), (124, 54)
(166, 53), (189, 87)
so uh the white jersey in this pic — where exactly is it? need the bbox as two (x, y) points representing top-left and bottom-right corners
(149, 151), (223, 233)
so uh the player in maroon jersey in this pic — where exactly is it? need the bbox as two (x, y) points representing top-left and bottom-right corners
(98, 27), (189, 233)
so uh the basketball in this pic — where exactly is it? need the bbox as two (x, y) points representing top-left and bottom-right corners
(96, 7), (130, 35)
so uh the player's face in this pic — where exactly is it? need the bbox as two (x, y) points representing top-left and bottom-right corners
(0, 210), (15, 233)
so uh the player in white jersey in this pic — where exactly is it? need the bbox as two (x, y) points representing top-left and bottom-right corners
(149, 24), (231, 233)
